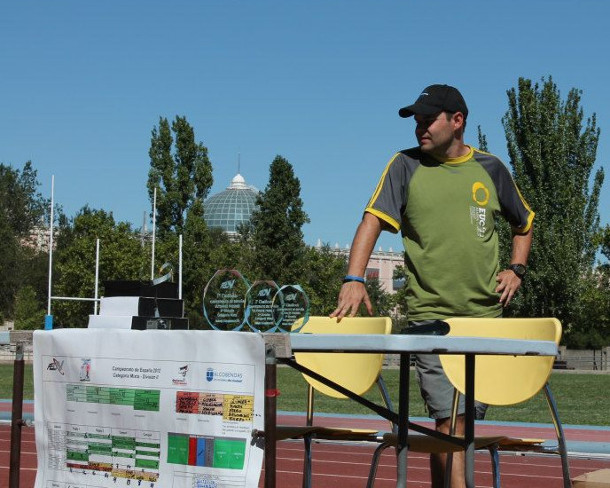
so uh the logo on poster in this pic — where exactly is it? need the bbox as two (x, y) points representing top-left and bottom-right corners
(172, 365), (189, 385)
(46, 358), (65, 375)
(80, 359), (91, 382)
(206, 367), (243, 384)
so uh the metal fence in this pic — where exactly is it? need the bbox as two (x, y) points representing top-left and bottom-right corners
(1, 330), (33, 488)
(556, 346), (609, 371)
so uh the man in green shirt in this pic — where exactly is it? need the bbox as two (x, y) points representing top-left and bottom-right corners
(331, 84), (534, 488)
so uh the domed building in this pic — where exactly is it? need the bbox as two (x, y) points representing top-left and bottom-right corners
(203, 173), (259, 238)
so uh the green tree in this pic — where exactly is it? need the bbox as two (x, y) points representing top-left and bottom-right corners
(0, 162), (49, 319)
(180, 201), (241, 328)
(250, 155), (310, 285)
(14, 285), (45, 330)
(601, 225), (610, 265)
(392, 263), (409, 331)
(0, 212), (19, 318)
(53, 207), (147, 327)
(301, 245), (347, 315)
(147, 116), (213, 235)
(572, 273), (610, 349)
(365, 277), (394, 317)
(501, 77), (605, 346)
(477, 126), (489, 152)
(0, 161), (48, 236)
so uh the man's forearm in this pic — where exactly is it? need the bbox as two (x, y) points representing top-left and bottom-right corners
(346, 212), (383, 276)
(510, 225), (533, 264)
(330, 212), (384, 318)
(496, 224), (533, 306)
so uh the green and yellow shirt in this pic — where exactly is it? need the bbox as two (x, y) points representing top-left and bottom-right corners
(366, 146), (534, 320)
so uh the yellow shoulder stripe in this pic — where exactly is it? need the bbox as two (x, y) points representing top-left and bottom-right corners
(472, 146), (493, 156)
(513, 211), (535, 234)
(365, 208), (400, 232)
(367, 153), (400, 208)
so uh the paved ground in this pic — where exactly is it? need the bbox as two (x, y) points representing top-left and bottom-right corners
(2, 402), (610, 487)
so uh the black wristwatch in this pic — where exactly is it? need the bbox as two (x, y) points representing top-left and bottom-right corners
(508, 263), (527, 280)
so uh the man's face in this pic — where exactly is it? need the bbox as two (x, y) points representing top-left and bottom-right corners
(414, 111), (456, 157)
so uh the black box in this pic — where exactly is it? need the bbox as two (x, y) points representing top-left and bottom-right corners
(131, 316), (189, 330)
(103, 280), (179, 299)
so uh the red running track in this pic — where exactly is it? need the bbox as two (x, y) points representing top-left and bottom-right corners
(1, 424), (609, 487)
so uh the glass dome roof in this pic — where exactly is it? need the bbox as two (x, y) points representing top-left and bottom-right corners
(204, 174), (259, 236)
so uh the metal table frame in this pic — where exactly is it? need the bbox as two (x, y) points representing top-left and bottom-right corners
(263, 333), (558, 488)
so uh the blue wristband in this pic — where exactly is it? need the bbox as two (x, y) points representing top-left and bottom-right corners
(343, 275), (365, 284)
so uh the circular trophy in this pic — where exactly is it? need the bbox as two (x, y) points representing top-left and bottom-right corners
(276, 284), (310, 333)
(245, 280), (283, 333)
(203, 269), (250, 331)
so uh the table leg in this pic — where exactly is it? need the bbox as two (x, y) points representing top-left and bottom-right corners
(396, 352), (410, 487)
(265, 346), (277, 488)
(464, 354), (475, 488)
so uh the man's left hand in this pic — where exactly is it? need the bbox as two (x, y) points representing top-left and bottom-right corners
(495, 269), (523, 306)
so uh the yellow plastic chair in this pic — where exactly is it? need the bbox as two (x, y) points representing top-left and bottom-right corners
(276, 316), (394, 488)
(439, 317), (571, 488)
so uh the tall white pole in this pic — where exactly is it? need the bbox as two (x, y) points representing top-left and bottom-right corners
(151, 187), (157, 280)
(46, 175), (55, 315)
(179, 234), (183, 300)
(94, 239), (100, 315)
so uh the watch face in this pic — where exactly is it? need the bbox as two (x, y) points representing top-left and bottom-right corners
(510, 264), (526, 277)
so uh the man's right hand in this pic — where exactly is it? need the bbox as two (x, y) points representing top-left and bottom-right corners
(330, 281), (373, 320)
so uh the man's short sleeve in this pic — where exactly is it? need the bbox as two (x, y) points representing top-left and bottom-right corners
(365, 152), (414, 233)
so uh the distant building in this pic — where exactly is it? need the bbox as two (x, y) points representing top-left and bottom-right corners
(203, 173), (259, 239)
(319, 240), (405, 294)
(20, 225), (56, 252)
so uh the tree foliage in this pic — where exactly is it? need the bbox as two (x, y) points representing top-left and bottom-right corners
(250, 155), (310, 285)
(301, 245), (347, 315)
(0, 162), (49, 320)
(601, 225), (610, 265)
(178, 201), (245, 328)
(477, 126), (489, 152)
(365, 277), (394, 317)
(0, 161), (48, 236)
(147, 116), (213, 235)
(391, 264), (409, 330)
(501, 77), (605, 346)
(14, 285), (45, 330)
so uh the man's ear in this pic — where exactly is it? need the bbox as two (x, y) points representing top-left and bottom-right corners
(452, 111), (465, 129)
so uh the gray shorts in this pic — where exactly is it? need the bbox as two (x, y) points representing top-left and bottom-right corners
(409, 321), (488, 420)
(414, 353), (487, 420)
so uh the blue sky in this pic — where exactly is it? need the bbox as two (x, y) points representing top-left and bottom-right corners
(2, 1), (609, 255)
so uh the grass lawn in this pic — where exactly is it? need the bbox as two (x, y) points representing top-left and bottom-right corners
(275, 367), (610, 426)
(1, 364), (608, 426)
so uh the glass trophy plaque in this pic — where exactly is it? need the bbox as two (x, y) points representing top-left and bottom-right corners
(276, 284), (310, 333)
(245, 280), (283, 332)
(203, 269), (249, 331)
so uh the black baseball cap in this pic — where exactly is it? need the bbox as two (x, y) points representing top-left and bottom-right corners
(398, 84), (468, 119)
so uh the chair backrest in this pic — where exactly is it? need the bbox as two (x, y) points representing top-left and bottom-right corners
(292, 316), (392, 399)
(439, 317), (561, 406)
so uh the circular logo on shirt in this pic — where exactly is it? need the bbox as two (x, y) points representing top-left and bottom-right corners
(472, 182), (490, 206)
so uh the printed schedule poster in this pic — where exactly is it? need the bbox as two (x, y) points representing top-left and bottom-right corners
(33, 329), (265, 488)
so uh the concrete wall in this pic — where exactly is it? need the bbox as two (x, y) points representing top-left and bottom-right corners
(557, 346), (609, 371)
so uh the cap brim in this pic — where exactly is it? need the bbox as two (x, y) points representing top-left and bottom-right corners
(398, 103), (441, 118)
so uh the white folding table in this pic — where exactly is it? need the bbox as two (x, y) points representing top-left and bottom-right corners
(263, 333), (558, 488)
